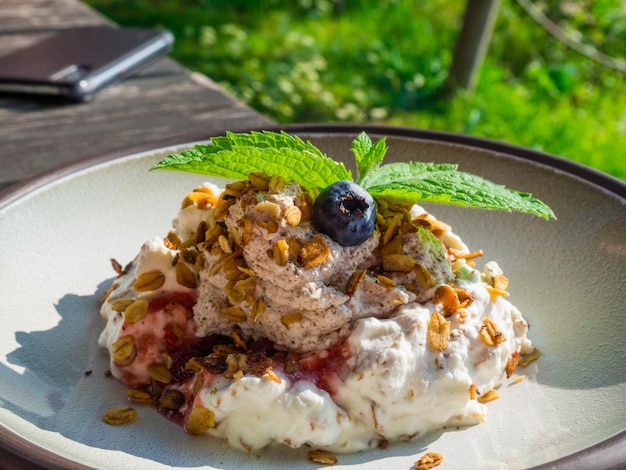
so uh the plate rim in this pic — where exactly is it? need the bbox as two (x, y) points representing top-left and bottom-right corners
(1, 123), (624, 470)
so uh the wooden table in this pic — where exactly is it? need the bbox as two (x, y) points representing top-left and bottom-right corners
(0, 0), (275, 193)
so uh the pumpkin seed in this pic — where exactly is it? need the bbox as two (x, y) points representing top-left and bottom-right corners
(159, 389), (185, 411)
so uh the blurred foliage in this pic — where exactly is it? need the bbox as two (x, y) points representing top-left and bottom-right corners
(85, 0), (625, 180)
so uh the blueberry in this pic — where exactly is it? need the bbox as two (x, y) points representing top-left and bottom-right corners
(312, 180), (376, 246)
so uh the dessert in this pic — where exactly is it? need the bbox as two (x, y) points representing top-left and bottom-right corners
(98, 131), (553, 457)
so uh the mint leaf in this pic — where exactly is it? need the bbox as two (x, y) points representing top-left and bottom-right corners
(151, 131), (351, 191)
(362, 161), (556, 220)
(351, 132), (388, 184)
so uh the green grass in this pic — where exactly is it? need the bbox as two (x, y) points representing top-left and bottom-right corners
(85, 0), (626, 181)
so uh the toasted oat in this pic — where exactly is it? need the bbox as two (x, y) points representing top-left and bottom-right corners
(220, 306), (247, 323)
(256, 219), (279, 234)
(433, 284), (460, 316)
(273, 239), (290, 266)
(283, 205), (302, 226)
(281, 313), (302, 327)
(133, 270), (165, 292)
(413, 263), (436, 289)
(414, 451), (444, 470)
(213, 196), (236, 222)
(519, 347), (542, 367)
(250, 298), (266, 323)
(298, 235), (330, 269)
(186, 406), (216, 434)
(477, 388), (500, 403)
(493, 273), (509, 291)
(248, 172), (271, 190)
(382, 254), (415, 272)
(486, 285), (510, 302)
(379, 235), (402, 256)
(427, 312), (451, 352)
(381, 214), (401, 246)
(231, 330), (248, 351)
(111, 334), (137, 366)
(147, 363), (173, 384)
(224, 180), (249, 197)
(455, 288), (474, 308)
(262, 368), (282, 384)
(268, 173), (286, 193)
(242, 217), (253, 246)
(127, 389), (153, 405)
(345, 269), (367, 296)
(103, 406), (137, 426)
(376, 275), (396, 289)
(307, 449), (338, 465)
(225, 282), (247, 305)
(255, 200), (282, 218)
(453, 249), (483, 261)
(123, 299), (149, 324)
(218, 234), (232, 254)
(469, 383), (477, 400)
(479, 318), (506, 347)
(176, 261), (197, 289)
(110, 298), (135, 313)
(506, 350), (520, 378)
(192, 373), (205, 397)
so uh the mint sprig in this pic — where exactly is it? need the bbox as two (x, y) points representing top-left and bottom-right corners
(152, 131), (351, 191)
(152, 130), (555, 220)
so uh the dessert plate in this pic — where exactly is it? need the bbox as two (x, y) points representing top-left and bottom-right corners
(0, 124), (624, 469)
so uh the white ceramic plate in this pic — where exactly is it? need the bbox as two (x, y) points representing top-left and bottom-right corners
(1, 125), (624, 469)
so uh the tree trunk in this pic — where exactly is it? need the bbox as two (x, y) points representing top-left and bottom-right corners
(444, 0), (501, 94)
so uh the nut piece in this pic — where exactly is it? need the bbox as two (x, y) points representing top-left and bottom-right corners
(133, 270), (165, 292)
(159, 389), (185, 411)
(414, 451), (444, 470)
(103, 406), (137, 425)
(427, 312), (451, 352)
(307, 449), (338, 465)
(186, 406), (216, 434)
